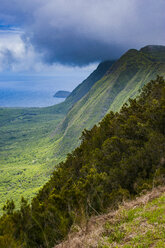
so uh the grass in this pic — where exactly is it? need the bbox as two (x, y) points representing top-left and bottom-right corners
(99, 191), (165, 247)
(1, 46), (165, 216)
(0, 60), (113, 213)
(0, 107), (65, 214)
(53, 49), (165, 158)
(54, 187), (165, 248)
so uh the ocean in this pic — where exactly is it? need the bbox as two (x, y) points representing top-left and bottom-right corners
(0, 66), (95, 108)
(0, 76), (70, 108)
(0, 88), (64, 108)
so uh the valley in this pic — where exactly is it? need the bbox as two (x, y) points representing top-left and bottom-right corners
(0, 2), (164, 247)
(0, 45), (165, 215)
(0, 107), (65, 212)
(0, 75), (164, 247)
(0, 59), (114, 212)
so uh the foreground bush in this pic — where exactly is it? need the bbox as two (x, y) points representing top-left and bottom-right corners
(0, 76), (165, 248)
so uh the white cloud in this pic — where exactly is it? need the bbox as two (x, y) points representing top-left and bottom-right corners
(0, 26), (97, 74)
(0, 26), (97, 94)
(0, 28), (38, 71)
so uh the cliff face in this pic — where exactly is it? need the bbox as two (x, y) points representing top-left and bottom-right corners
(0, 67), (165, 248)
(53, 46), (165, 158)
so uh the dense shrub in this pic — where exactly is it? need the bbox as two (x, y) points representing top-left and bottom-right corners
(0, 76), (165, 248)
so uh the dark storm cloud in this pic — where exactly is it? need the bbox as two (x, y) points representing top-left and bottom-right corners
(0, 0), (165, 66)
(31, 29), (125, 66)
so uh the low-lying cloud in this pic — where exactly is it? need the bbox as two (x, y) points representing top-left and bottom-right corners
(0, 0), (165, 66)
(0, 28), (42, 72)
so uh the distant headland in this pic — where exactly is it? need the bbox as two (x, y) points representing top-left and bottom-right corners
(53, 90), (71, 98)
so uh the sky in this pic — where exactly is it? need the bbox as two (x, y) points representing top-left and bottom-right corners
(0, 0), (165, 106)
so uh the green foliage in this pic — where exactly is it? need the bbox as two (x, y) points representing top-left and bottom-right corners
(1, 46), (165, 214)
(99, 191), (165, 248)
(0, 107), (65, 213)
(0, 76), (165, 247)
(0, 60), (114, 212)
(53, 47), (165, 159)
(3, 200), (15, 215)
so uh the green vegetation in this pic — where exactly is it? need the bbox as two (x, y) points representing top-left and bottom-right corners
(140, 45), (165, 62)
(0, 76), (164, 247)
(98, 191), (165, 247)
(53, 46), (165, 158)
(51, 60), (115, 114)
(1, 45), (165, 218)
(0, 59), (114, 211)
(65, 60), (115, 105)
(0, 107), (65, 213)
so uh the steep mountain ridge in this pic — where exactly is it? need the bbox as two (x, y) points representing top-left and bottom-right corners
(0, 76), (164, 248)
(53, 46), (165, 157)
(0, 60), (114, 211)
(140, 45), (165, 62)
(0, 45), (164, 216)
(48, 60), (115, 115)
(65, 60), (115, 105)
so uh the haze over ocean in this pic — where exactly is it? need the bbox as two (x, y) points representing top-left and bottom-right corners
(0, 88), (64, 107)
(0, 0), (164, 107)
(0, 71), (93, 107)
(0, 76), (65, 107)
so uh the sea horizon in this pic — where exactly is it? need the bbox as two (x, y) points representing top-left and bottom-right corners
(0, 87), (65, 108)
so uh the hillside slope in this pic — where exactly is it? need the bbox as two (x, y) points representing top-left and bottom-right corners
(49, 60), (115, 114)
(0, 107), (65, 213)
(0, 76), (164, 248)
(64, 60), (115, 106)
(55, 186), (165, 248)
(53, 46), (165, 157)
(0, 46), (164, 214)
(140, 45), (165, 62)
(0, 60), (114, 211)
